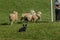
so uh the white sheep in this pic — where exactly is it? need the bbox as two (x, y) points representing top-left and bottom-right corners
(13, 11), (18, 21)
(32, 15), (38, 22)
(25, 14), (32, 21)
(20, 10), (36, 22)
(37, 11), (42, 21)
(9, 11), (18, 25)
(32, 11), (42, 22)
(20, 13), (32, 22)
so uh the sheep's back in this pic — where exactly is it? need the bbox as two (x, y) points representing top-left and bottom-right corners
(9, 14), (16, 21)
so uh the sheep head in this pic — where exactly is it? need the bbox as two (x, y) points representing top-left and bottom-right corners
(37, 11), (42, 17)
(13, 11), (18, 15)
(30, 10), (36, 15)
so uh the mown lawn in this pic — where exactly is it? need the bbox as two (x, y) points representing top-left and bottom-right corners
(0, 22), (60, 40)
(0, 0), (60, 40)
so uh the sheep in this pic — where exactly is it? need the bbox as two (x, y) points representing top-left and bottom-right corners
(37, 11), (42, 21)
(20, 10), (36, 22)
(20, 13), (32, 22)
(9, 11), (18, 25)
(21, 13), (30, 18)
(20, 13), (30, 21)
(21, 9), (36, 18)
(13, 11), (18, 21)
(32, 11), (42, 22)
(32, 15), (38, 22)
(25, 14), (32, 21)
(9, 13), (16, 25)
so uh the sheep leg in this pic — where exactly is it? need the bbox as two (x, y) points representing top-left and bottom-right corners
(34, 18), (37, 23)
(10, 21), (13, 25)
(20, 17), (24, 22)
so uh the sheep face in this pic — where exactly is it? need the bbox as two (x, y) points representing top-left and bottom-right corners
(30, 10), (36, 15)
(37, 11), (42, 17)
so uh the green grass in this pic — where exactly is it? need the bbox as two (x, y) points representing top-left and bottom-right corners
(0, 0), (60, 40)
(0, 22), (60, 40)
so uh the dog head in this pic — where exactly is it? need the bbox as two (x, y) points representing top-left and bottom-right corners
(23, 24), (27, 27)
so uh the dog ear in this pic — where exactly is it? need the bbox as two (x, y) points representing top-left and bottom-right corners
(23, 24), (25, 26)
(25, 24), (27, 26)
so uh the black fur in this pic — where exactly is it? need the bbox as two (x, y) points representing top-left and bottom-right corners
(18, 24), (27, 32)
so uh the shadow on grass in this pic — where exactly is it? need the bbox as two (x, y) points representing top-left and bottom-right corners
(35, 21), (50, 23)
(17, 21), (28, 24)
(17, 22), (23, 24)
(0, 21), (50, 25)
(17, 21), (50, 24)
(0, 22), (10, 25)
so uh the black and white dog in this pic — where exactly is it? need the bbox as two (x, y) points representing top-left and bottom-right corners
(18, 24), (27, 32)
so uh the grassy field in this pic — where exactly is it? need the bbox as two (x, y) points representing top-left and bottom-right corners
(0, 0), (60, 40)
